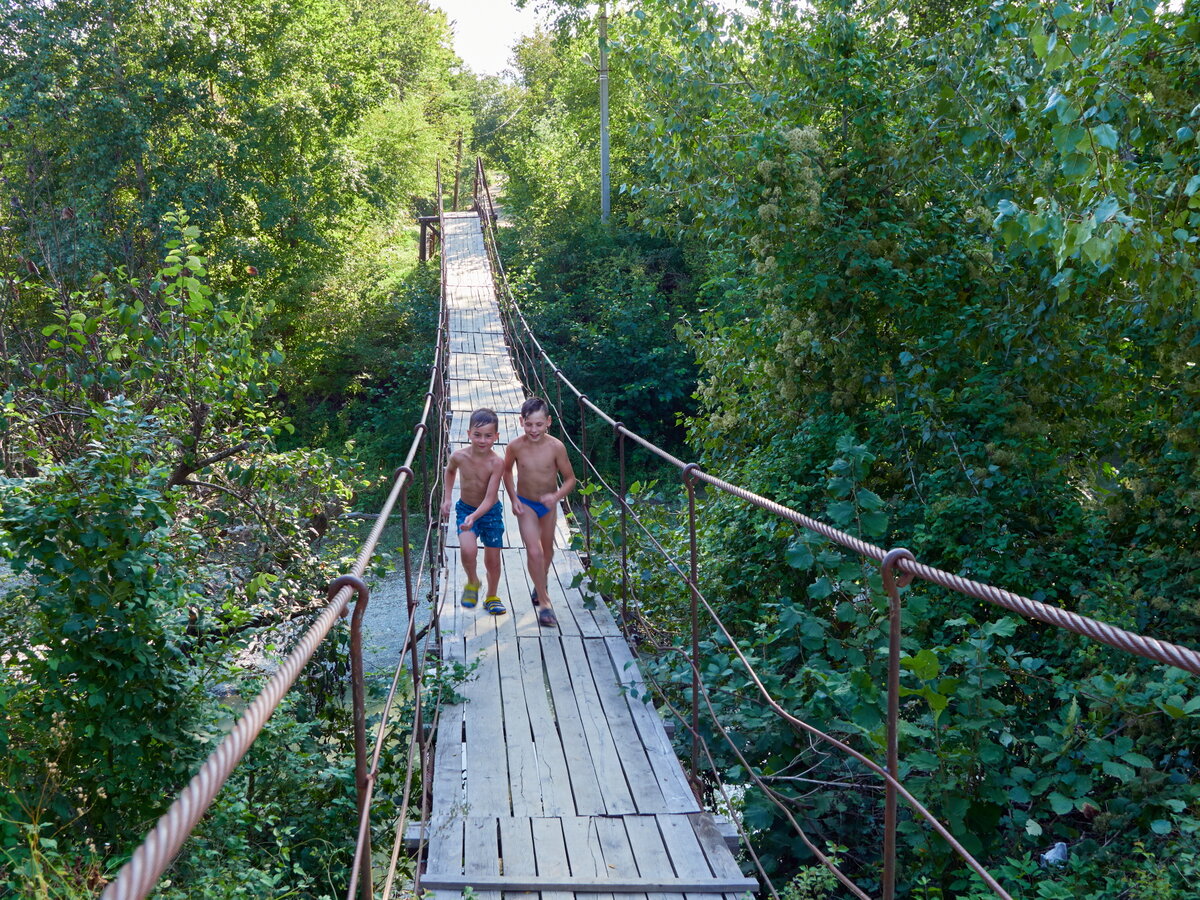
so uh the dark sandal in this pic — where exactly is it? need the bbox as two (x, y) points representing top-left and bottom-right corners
(537, 607), (558, 628)
(531, 587), (539, 606)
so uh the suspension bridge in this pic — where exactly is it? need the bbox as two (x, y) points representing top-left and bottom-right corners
(101, 164), (1200, 900)
(421, 207), (755, 897)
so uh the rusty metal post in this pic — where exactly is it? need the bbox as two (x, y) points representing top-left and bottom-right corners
(683, 464), (701, 783)
(327, 575), (372, 900)
(419, 220), (427, 263)
(616, 424), (628, 622)
(579, 395), (591, 564)
(881, 548), (915, 900)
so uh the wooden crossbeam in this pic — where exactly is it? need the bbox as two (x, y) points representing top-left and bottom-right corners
(420, 875), (759, 894)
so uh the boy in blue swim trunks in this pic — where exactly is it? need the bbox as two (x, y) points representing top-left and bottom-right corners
(440, 408), (507, 615)
(503, 397), (576, 627)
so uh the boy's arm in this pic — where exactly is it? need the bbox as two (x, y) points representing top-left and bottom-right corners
(503, 443), (524, 514)
(440, 455), (458, 519)
(548, 439), (577, 505)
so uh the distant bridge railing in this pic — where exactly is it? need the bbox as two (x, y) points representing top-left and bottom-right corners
(470, 158), (1200, 900)
(103, 165), (454, 900)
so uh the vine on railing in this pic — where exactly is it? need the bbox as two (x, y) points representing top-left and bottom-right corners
(470, 157), (1200, 900)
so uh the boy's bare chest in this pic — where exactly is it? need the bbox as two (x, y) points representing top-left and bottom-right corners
(514, 442), (559, 490)
(458, 453), (498, 490)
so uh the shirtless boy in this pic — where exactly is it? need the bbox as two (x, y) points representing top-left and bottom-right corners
(503, 397), (576, 628)
(441, 408), (507, 615)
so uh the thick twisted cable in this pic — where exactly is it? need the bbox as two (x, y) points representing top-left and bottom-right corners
(101, 586), (356, 900)
(902, 558), (1200, 674)
(684, 468), (1200, 675)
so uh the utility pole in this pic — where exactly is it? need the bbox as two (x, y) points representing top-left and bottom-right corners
(599, 3), (610, 223)
(452, 131), (463, 211)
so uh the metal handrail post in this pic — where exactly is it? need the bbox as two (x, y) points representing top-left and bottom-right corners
(683, 464), (701, 783)
(579, 395), (591, 563)
(327, 574), (372, 900)
(881, 548), (915, 900)
(617, 425), (628, 621)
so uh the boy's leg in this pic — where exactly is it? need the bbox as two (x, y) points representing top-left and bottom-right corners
(456, 532), (480, 609)
(516, 509), (550, 609)
(483, 546), (501, 599)
(538, 510), (558, 591)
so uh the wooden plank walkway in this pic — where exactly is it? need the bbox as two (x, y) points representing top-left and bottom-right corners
(424, 211), (756, 899)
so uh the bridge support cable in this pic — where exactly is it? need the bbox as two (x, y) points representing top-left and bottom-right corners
(103, 169), (453, 900)
(469, 159), (1200, 900)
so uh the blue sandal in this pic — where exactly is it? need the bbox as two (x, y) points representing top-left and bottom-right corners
(484, 596), (507, 616)
(461, 583), (479, 608)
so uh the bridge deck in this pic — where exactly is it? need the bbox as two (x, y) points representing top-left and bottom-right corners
(424, 211), (755, 899)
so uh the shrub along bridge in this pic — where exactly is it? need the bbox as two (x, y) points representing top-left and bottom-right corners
(102, 165), (1200, 900)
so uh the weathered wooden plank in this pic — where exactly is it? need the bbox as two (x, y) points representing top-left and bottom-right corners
(537, 637), (607, 814)
(422, 815), (465, 900)
(594, 817), (647, 900)
(689, 813), (750, 900)
(498, 817), (538, 900)
(496, 608), (540, 816)
(656, 815), (759, 900)
(537, 562), (582, 637)
(556, 635), (636, 814)
(430, 694), (465, 816)
(501, 549), (540, 635)
(549, 557), (600, 639)
(554, 551), (622, 637)
(603, 637), (698, 812)
(529, 817), (573, 900)
(464, 817), (501, 900)
(515, 637), (575, 815)
(581, 638), (671, 814)
(561, 815), (613, 900)
(463, 635), (511, 815)
(622, 816), (685, 900)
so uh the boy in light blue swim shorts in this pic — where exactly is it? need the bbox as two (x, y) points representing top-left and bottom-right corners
(440, 408), (507, 615)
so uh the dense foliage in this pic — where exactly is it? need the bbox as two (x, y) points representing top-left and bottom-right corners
(494, 0), (1200, 896)
(1, 0), (458, 893)
(3, 0), (1199, 895)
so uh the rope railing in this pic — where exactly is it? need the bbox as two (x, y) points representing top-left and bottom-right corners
(101, 166), (453, 900)
(470, 157), (1200, 900)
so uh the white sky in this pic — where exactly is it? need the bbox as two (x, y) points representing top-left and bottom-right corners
(428, 0), (545, 77)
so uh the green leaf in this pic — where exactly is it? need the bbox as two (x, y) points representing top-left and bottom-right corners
(1090, 124), (1119, 150)
(785, 541), (814, 570)
(1151, 819), (1172, 835)
(901, 648), (940, 681)
(860, 509), (887, 537)
(1048, 792), (1074, 815)
(1102, 760), (1136, 782)
(1094, 196), (1120, 223)
(826, 500), (856, 527)
(808, 577), (834, 600)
